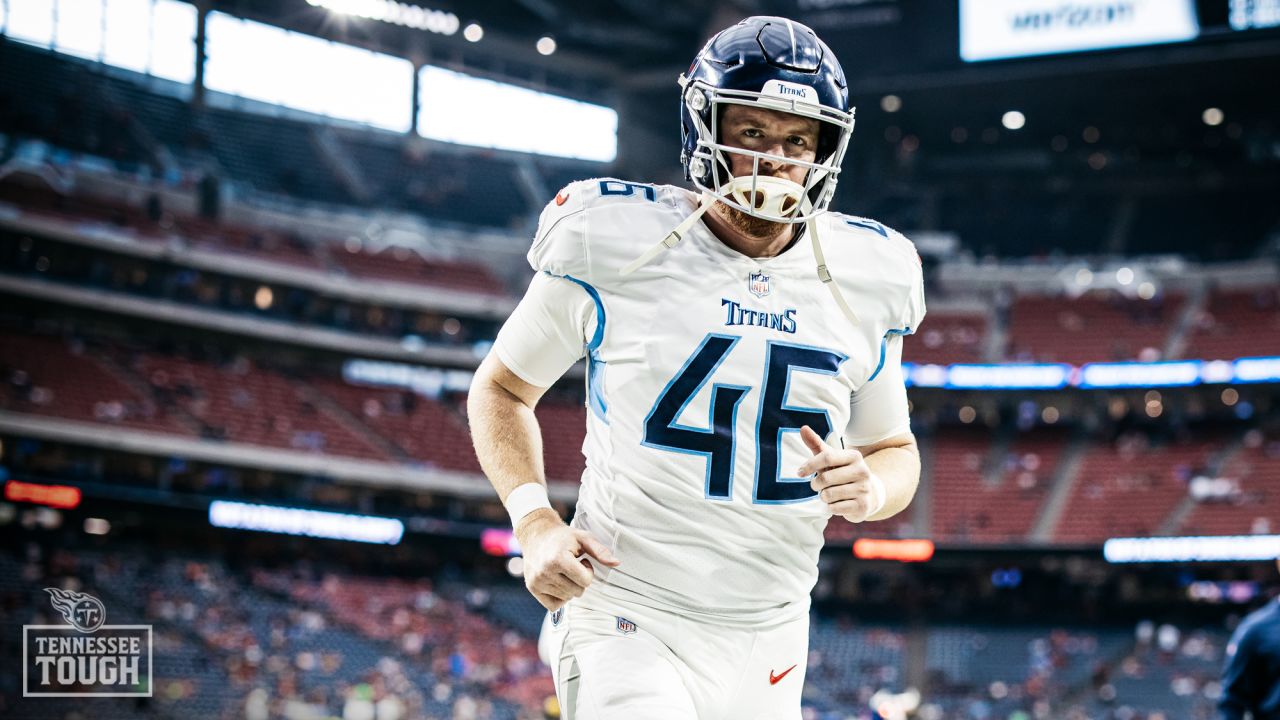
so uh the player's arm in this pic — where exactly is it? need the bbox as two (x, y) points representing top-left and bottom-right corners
(468, 351), (553, 523)
(467, 272), (619, 611)
(798, 333), (920, 523)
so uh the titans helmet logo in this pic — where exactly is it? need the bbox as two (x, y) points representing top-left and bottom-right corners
(44, 588), (107, 633)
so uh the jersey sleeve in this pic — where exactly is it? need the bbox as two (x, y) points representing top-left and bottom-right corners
(893, 230), (927, 332)
(844, 333), (912, 446)
(492, 272), (597, 388)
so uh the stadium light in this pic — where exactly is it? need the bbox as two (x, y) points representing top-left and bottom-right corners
(1104, 535), (1280, 563)
(880, 95), (902, 113)
(84, 518), (111, 535)
(1202, 107), (1224, 126)
(344, 359), (473, 398)
(209, 500), (404, 545)
(1236, 357), (1280, 383)
(305, 0), (459, 35)
(254, 286), (274, 310)
(481, 528), (521, 556)
(1078, 361), (1199, 389)
(5, 480), (82, 510)
(536, 36), (557, 55)
(417, 66), (617, 161)
(904, 355), (1280, 390)
(853, 539), (935, 562)
(1001, 110), (1026, 130)
(463, 23), (483, 42)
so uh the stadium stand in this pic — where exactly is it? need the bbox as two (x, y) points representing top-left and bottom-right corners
(531, 401), (588, 485)
(1089, 624), (1226, 720)
(312, 378), (481, 472)
(121, 349), (390, 459)
(1052, 431), (1225, 543)
(0, 497), (1266, 720)
(1185, 288), (1280, 360)
(806, 619), (906, 708)
(929, 427), (1068, 544)
(1179, 428), (1280, 537)
(0, 42), (153, 170)
(328, 243), (505, 295)
(0, 331), (192, 435)
(0, 178), (508, 295)
(1006, 291), (1183, 365)
(903, 311), (988, 365)
(339, 135), (530, 228)
(198, 108), (352, 205)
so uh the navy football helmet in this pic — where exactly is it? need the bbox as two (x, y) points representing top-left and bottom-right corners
(679, 16), (855, 224)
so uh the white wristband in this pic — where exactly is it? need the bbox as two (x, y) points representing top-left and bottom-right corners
(505, 483), (553, 528)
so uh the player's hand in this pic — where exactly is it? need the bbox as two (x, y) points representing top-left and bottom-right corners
(798, 425), (886, 523)
(514, 508), (621, 612)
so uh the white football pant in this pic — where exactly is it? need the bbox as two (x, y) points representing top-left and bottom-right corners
(543, 591), (809, 720)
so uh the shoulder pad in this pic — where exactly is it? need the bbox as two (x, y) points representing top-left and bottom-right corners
(821, 212), (926, 332)
(528, 178), (684, 280)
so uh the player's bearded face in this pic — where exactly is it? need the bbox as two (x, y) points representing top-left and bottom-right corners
(716, 105), (820, 237)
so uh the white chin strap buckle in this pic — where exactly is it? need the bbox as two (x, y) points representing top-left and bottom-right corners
(725, 175), (806, 220)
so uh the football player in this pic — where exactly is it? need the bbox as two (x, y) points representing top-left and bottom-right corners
(468, 16), (925, 719)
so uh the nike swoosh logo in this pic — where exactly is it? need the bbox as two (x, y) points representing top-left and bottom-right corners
(555, 192), (570, 206)
(769, 664), (797, 685)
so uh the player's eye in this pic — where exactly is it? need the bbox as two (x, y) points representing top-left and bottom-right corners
(787, 135), (809, 147)
(742, 128), (764, 139)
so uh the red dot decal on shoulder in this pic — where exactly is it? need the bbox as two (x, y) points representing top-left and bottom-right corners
(555, 192), (570, 206)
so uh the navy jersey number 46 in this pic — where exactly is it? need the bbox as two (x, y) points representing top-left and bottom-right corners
(643, 333), (847, 504)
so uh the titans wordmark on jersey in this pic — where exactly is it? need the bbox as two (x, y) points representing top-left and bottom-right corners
(495, 178), (926, 623)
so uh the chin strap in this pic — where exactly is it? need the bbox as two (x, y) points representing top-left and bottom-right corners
(620, 191), (715, 276)
(807, 215), (860, 326)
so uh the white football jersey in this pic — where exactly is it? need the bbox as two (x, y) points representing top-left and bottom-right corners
(493, 179), (926, 625)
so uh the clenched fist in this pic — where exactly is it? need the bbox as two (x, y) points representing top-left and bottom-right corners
(797, 425), (886, 523)
(515, 509), (621, 611)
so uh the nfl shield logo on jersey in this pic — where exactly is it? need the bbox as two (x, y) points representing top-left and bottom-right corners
(749, 271), (771, 298)
(615, 616), (637, 635)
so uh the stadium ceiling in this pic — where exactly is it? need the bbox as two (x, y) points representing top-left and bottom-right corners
(203, 0), (736, 93)
(206, 0), (1280, 89)
(203, 0), (1280, 162)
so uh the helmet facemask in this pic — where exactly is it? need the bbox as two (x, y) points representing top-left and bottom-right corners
(680, 77), (855, 225)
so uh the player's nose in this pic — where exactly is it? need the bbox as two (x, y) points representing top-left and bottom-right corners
(758, 144), (792, 175)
